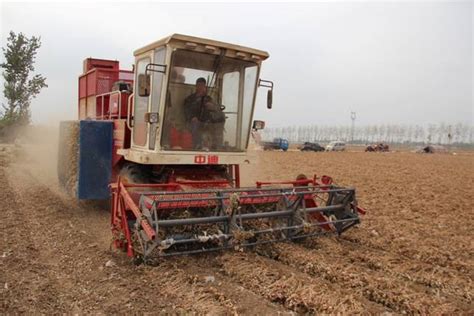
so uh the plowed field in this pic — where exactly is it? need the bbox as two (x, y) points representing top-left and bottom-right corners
(1, 141), (473, 314)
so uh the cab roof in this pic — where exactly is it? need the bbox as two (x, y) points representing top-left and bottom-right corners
(134, 33), (269, 60)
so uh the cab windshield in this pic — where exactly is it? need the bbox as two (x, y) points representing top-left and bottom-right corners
(161, 49), (258, 152)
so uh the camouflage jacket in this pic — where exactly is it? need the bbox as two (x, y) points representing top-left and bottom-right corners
(183, 93), (214, 123)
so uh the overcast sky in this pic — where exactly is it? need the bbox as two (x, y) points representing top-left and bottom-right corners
(1, 1), (472, 127)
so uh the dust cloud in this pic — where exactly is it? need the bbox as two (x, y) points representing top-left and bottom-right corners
(13, 123), (61, 190)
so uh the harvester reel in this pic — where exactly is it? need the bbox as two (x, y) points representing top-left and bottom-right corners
(130, 226), (147, 264)
(111, 175), (363, 260)
(326, 191), (360, 234)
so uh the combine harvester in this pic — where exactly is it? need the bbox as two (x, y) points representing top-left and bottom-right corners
(58, 34), (365, 262)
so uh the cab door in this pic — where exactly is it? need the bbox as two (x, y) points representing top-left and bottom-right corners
(132, 57), (151, 147)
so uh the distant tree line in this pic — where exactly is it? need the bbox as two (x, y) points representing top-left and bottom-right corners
(261, 122), (474, 145)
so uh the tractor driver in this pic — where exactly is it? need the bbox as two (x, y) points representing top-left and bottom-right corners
(184, 77), (225, 150)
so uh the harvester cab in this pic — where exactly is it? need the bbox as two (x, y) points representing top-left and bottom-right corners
(58, 34), (364, 262)
(122, 34), (272, 168)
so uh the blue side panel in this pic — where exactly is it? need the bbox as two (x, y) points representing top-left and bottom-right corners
(78, 120), (113, 200)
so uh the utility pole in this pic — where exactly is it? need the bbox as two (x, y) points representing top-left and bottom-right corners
(447, 125), (452, 152)
(350, 111), (356, 143)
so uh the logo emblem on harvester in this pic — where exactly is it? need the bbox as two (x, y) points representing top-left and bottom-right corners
(207, 155), (219, 164)
(194, 155), (206, 164)
(194, 155), (219, 164)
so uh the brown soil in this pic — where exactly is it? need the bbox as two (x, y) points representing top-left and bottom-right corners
(1, 142), (473, 314)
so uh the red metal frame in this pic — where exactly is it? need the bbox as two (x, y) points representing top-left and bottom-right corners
(78, 58), (133, 121)
(78, 58), (134, 171)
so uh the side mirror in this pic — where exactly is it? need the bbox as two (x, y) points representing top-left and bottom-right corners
(138, 73), (150, 97)
(267, 90), (273, 109)
(252, 120), (265, 130)
(258, 79), (274, 109)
